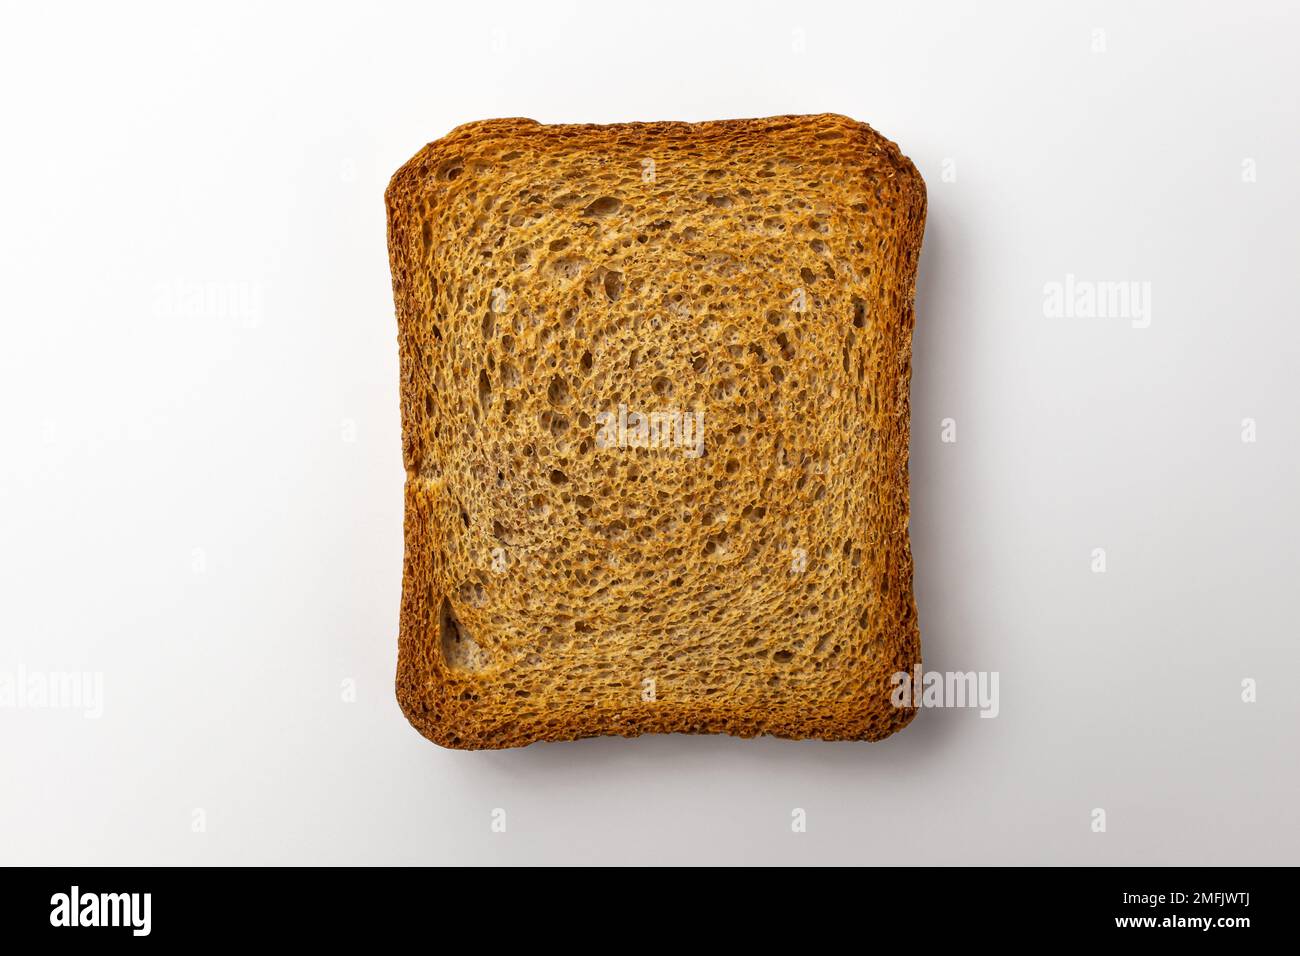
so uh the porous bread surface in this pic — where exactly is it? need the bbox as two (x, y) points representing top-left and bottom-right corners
(386, 114), (926, 749)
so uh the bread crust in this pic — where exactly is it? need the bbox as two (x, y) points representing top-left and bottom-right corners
(387, 114), (925, 749)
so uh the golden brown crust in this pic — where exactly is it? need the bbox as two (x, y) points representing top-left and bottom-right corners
(387, 114), (926, 749)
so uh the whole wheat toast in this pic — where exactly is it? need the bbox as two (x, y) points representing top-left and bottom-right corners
(386, 114), (926, 749)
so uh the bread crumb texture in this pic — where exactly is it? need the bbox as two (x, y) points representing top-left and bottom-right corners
(386, 114), (926, 749)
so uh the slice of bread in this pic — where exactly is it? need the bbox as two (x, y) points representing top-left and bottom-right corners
(386, 114), (926, 749)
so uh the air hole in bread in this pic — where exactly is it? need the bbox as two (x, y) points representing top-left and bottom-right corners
(549, 256), (589, 279)
(439, 598), (487, 672)
(775, 332), (795, 361)
(582, 196), (622, 217)
(852, 297), (867, 328)
(603, 271), (624, 301)
(436, 157), (464, 181)
(547, 375), (570, 406)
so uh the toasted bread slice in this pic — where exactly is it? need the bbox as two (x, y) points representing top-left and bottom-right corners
(386, 114), (926, 748)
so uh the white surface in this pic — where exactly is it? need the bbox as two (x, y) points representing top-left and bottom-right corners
(2, 0), (1297, 865)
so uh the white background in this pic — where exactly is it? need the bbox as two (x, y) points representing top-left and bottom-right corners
(2, 0), (1297, 865)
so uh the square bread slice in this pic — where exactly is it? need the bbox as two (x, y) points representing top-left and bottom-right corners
(386, 114), (926, 749)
